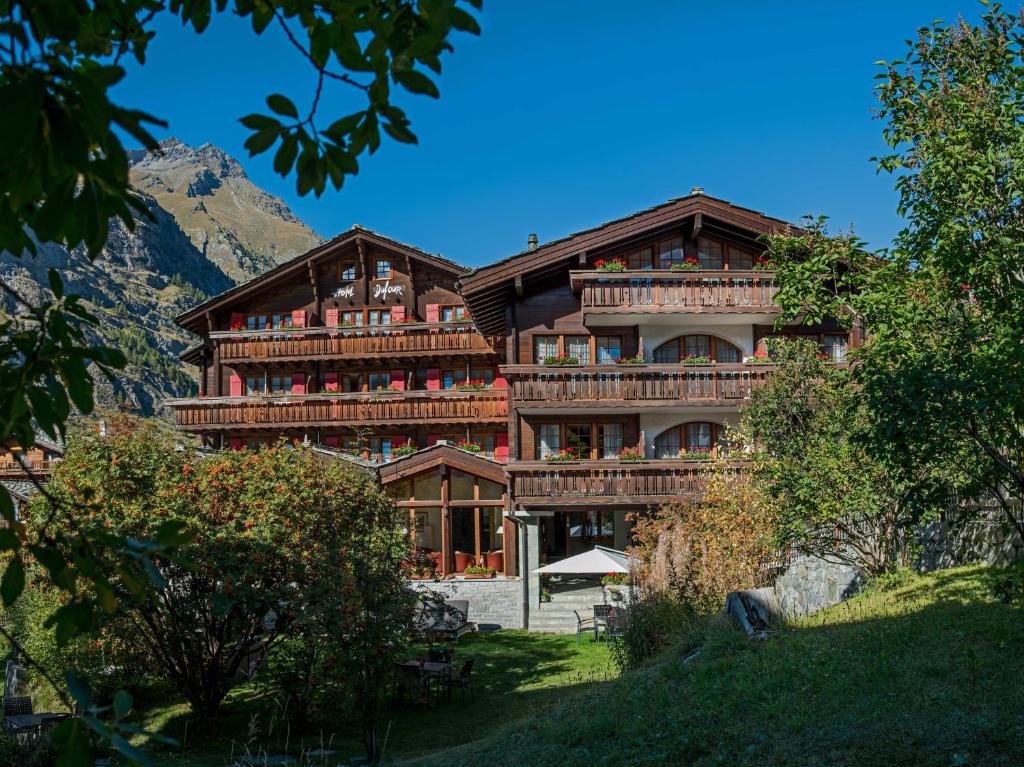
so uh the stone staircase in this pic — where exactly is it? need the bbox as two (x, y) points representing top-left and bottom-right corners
(528, 586), (606, 634)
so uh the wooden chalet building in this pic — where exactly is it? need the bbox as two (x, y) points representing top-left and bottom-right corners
(169, 193), (858, 629)
(1, 432), (63, 520)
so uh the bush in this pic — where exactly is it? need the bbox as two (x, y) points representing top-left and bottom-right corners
(0, 734), (56, 767)
(991, 561), (1024, 604)
(863, 566), (917, 595)
(609, 591), (690, 672)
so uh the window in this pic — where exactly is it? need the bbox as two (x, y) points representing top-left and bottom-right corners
(375, 259), (392, 279)
(270, 313), (293, 330)
(470, 367), (495, 385)
(247, 315), (268, 331)
(471, 433), (496, 456)
(443, 368), (468, 389)
(245, 374), (265, 395)
(824, 334), (848, 362)
(368, 309), (391, 326)
(341, 373), (363, 392)
(341, 310), (363, 327)
(441, 305), (468, 322)
(537, 424), (560, 458)
(368, 372), (392, 391)
(245, 438), (263, 451)
(534, 336), (558, 363)
(595, 336), (622, 364)
(654, 428), (680, 459)
(684, 335), (712, 359)
(599, 423), (623, 459)
(370, 437), (393, 460)
(728, 245), (755, 270)
(657, 237), (685, 268)
(269, 375), (292, 394)
(339, 263), (356, 280)
(717, 342), (742, 363)
(565, 335), (590, 364)
(697, 237), (724, 269)
(653, 339), (681, 364)
(566, 424), (592, 458)
(625, 247), (653, 270)
(686, 422), (713, 452)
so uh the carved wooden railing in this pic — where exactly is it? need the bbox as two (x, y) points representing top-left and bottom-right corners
(509, 459), (750, 502)
(169, 390), (508, 429)
(571, 270), (779, 313)
(502, 363), (775, 404)
(211, 322), (501, 361)
(0, 460), (54, 478)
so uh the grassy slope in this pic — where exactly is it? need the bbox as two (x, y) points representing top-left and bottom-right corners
(407, 566), (1024, 767)
(139, 631), (615, 766)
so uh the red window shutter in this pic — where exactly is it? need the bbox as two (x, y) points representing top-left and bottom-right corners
(291, 310), (306, 328)
(391, 305), (406, 323)
(425, 303), (440, 323)
(389, 370), (406, 391)
(291, 373), (306, 395)
(229, 312), (245, 331)
(392, 436), (407, 448)
(427, 434), (441, 447)
(754, 337), (768, 358)
(229, 374), (242, 397)
(492, 367), (507, 389)
(323, 436), (339, 448)
(323, 372), (339, 392)
(425, 368), (441, 391)
(229, 438), (243, 451)
(495, 432), (509, 462)
(325, 308), (339, 327)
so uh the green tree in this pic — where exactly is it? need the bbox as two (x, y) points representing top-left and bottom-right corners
(741, 340), (962, 575)
(764, 5), (1024, 543)
(0, 3), (479, 761)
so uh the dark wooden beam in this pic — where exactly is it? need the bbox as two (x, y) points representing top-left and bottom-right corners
(357, 237), (369, 303)
(578, 250), (587, 267)
(690, 212), (703, 240)
(514, 275), (524, 298)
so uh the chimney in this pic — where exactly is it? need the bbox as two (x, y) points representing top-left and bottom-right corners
(690, 186), (704, 195)
(527, 233), (538, 251)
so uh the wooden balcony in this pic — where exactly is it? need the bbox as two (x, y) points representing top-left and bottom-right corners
(0, 460), (54, 479)
(211, 322), (502, 363)
(570, 270), (780, 317)
(503, 363), (774, 407)
(169, 390), (509, 431)
(509, 459), (749, 505)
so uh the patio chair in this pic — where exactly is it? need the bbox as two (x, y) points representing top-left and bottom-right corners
(428, 646), (453, 664)
(2, 696), (31, 716)
(574, 610), (598, 645)
(445, 658), (475, 702)
(605, 612), (626, 641)
(593, 604), (612, 641)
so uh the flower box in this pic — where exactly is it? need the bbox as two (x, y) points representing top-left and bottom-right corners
(463, 566), (495, 579)
(670, 257), (701, 271)
(593, 257), (628, 273)
(613, 356), (646, 366)
(682, 355), (713, 365)
(545, 449), (580, 463)
(617, 447), (645, 463)
(456, 440), (483, 454)
(543, 355), (581, 366)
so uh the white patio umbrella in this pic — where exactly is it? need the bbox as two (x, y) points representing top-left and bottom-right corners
(533, 545), (631, 575)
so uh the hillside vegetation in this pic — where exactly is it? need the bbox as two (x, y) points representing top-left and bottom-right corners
(408, 566), (1024, 767)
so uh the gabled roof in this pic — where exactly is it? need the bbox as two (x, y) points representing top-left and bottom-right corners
(458, 192), (798, 335)
(175, 226), (468, 334)
(377, 442), (508, 485)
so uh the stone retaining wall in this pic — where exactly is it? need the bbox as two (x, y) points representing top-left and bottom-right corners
(772, 554), (860, 618)
(919, 508), (1024, 570)
(408, 578), (524, 629)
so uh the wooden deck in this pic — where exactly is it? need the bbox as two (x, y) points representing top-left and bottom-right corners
(169, 390), (509, 430)
(0, 460), (53, 478)
(502, 363), (774, 406)
(571, 270), (779, 315)
(509, 459), (749, 505)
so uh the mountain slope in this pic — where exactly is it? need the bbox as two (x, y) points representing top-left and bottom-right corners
(128, 138), (321, 282)
(1, 139), (324, 416)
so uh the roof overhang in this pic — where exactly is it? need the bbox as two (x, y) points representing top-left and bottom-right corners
(378, 443), (508, 485)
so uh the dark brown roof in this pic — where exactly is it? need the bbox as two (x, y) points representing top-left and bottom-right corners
(175, 226), (468, 334)
(377, 442), (508, 485)
(458, 193), (797, 335)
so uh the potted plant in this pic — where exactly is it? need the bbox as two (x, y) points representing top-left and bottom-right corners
(456, 439), (483, 454)
(743, 355), (773, 365)
(456, 379), (488, 392)
(593, 257), (628, 273)
(485, 549), (504, 572)
(617, 447), (645, 463)
(540, 588), (552, 603)
(752, 254), (773, 271)
(679, 447), (713, 460)
(601, 572), (629, 602)
(406, 550), (438, 581)
(463, 565), (495, 579)
(613, 355), (646, 366)
(670, 256), (702, 271)
(545, 448), (579, 463)
(682, 354), (712, 365)
(391, 444), (416, 458)
(543, 354), (581, 366)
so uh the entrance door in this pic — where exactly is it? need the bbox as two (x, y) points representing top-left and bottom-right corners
(566, 510), (615, 555)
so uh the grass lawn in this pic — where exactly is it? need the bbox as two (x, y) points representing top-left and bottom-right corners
(135, 629), (616, 766)
(406, 565), (1024, 767)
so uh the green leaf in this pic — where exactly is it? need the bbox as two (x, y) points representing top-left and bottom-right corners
(52, 718), (91, 767)
(113, 689), (133, 720)
(266, 94), (298, 119)
(48, 268), (64, 298)
(65, 670), (92, 709)
(244, 126), (280, 156)
(383, 122), (418, 145)
(1, 556), (24, 606)
(239, 113), (281, 131)
(393, 69), (440, 98)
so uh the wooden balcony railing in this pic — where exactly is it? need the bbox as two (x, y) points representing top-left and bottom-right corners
(571, 270), (779, 314)
(509, 459), (749, 504)
(210, 323), (501, 362)
(0, 460), (54, 478)
(502, 363), (775, 405)
(168, 390), (509, 430)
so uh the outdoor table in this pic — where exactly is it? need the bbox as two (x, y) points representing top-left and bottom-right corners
(394, 660), (451, 704)
(4, 712), (70, 742)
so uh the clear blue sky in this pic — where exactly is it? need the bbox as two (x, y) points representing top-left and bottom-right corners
(114, 1), (984, 267)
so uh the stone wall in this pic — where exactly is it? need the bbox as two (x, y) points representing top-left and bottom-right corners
(919, 508), (1024, 570)
(408, 578), (524, 630)
(772, 554), (860, 619)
